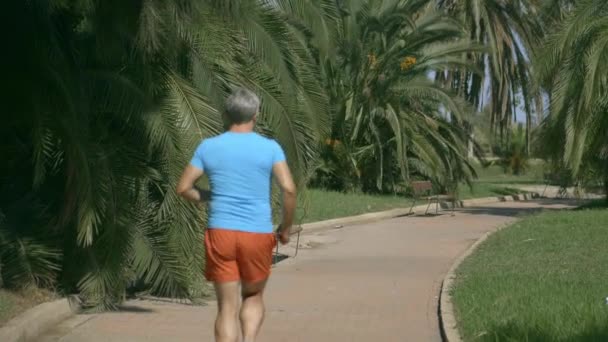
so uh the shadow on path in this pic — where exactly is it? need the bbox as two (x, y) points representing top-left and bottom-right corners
(114, 305), (156, 313)
(272, 253), (289, 265)
(455, 199), (576, 218)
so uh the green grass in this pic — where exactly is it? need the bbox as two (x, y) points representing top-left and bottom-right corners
(299, 164), (546, 224)
(301, 183), (531, 224)
(458, 162), (545, 199)
(472, 162), (545, 185)
(451, 206), (608, 341)
(0, 288), (55, 326)
(458, 183), (527, 200)
(299, 189), (413, 223)
(0, 290), (18, 325)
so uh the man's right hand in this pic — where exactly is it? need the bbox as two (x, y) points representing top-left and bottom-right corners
(272, 161), (296, 245)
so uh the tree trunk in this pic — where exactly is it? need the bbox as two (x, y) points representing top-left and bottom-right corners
(526, 118), (531, 156)
(604, 175), (608, 205)
(468, 133), (474, 159)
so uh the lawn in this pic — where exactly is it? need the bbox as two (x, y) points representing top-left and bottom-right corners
(472, 161), (545, 185)
(0, 288), (55, 326)
(0, 290), (18, 325)
(450, 205), (608, 341)
(299, 189), (413, 223)
(458, 183), (527, 200)
(300, 165), (543, 224)
(457, 162), (545, 199)
(301, 184), (531, 224)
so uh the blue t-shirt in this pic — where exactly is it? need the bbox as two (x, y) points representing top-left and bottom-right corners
(190, 132), (286, 233)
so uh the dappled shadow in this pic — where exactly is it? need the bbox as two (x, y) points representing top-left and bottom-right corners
(395, 212), (415, 218)
(456, 206), (545, 218)
(574, 199), (608, 210)
(471, 321), (608, 342)
(455, 199), (577, 218)
(272, 253), (289, 265)
(486, 187), (528, 197)
(404, 213), (445, 218)
(115, 305), (156, 313)
(399, 199), (572, 219)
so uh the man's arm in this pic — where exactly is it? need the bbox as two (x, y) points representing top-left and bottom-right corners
(272, 161), (297, 244)
(176, 165), (211, 202)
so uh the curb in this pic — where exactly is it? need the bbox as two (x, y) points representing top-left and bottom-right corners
(299, 193), (538, 236)
(437, 194), (586, 342)
(438, 229), (499, 342)
(0, 297), (79, 342)
(0, 192), (538, 342)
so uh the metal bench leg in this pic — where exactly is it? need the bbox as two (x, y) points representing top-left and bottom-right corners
(425, 198), (432, 215)
(541, 183), (549, 198)
(451, 199), (456, 216)
(408, 198), (417, 215)
(435, 195), (440, 215)
(559, 187), (567, 199)
(293, 231), (301, 258)
(274, 240), (280, 264)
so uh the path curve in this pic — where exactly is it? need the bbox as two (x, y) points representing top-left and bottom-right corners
(42, 199), (575, 342)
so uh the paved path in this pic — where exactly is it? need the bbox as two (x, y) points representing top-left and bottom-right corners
(43, 199), (575, 342)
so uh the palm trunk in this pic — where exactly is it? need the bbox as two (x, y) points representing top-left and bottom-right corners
(604, 175), (608, 204)
(526, 116), (531, 156)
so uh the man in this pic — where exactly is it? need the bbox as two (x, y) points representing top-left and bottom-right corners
(176, 87), (297, 342)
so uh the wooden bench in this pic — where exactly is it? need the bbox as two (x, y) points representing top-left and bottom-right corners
(273, 225), (303, 264)
(408, 181), (456, 216)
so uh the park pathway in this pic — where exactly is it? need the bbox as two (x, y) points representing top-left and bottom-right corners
(42, 199), (575, 342)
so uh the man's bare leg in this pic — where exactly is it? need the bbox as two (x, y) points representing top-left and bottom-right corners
(214, 281), (240, 342)
(240, 279), (268, 342)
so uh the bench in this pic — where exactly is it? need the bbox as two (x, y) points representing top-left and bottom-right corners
(408, 181), (456, 216)
(273, 225), (303, 264)
(542, 172), (571, 198)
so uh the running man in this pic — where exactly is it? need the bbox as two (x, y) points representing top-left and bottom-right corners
(177, 87), (297, 342)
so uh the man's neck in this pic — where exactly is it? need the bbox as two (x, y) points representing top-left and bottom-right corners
(228, 123), (255, 133)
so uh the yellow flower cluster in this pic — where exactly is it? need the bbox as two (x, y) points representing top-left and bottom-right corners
(400, 56), (416, 71)
(325, 138), (341, 147)
(368, 53), (378, 69)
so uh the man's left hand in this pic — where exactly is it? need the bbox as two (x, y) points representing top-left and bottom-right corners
(277, 225), (291, 245)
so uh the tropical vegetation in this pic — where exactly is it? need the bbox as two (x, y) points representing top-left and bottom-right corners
(437, 0), (544, 154)
(311, 0), (479, 193)
(1, 0), (606, 311)
(2, 0), (326, 310)
(535, 0), (608, 198)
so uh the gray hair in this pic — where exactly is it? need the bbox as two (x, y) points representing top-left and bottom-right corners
(224, 87), (260, 124)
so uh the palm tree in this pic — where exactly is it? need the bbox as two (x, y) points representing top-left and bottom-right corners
(316, 0), (479, 193)
(537, 0), (578, 28)
(436, 0), (545, 154)
(535, 0), (608, 200)
(2, 0), (328, 309)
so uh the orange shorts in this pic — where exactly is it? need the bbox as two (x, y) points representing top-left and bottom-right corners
(204, 228), (276, 283)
